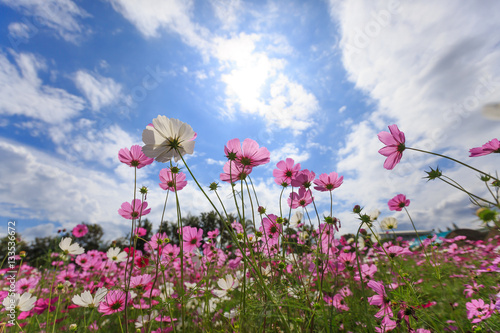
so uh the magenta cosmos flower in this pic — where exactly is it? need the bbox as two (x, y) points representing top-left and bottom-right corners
(469, 138), (500, 157)
(367, 280), (393, 319)
(118, 145), (154, 168)
(466, 299), (494, 323)
(118, 199), (151, 219)
(313, 172), (343, 192)
(182, 226), (203, 252)
(224, 138), (270, 167)
(291, 169), (316, 188)
(273, 158), (301, 186)
(288, 187), (313, 209)
(388, 194), (410, 211)
(159, 168), (187, 191)
(378, 124), (406, 170)
(263, 214), (282, 235)
(98, 290), (130, 315)
(220, 161), (253, 183)
(72, 224), (88, 238)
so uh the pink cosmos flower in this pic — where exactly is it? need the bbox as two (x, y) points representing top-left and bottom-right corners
(375, 316), (397, 333)
(466, 299), (494, 323)
(367, 280), (393, 319)
(129, 274), (154, 290)
(72, 224), (88, 238)
(287, 187), (313, 209)
(134, 227), (147, 237)
(159, 168), (187, 191)
(463, 281), (484, 298)
(291, 169), (315, 188)
(118, 199), (151, 219)
(118, 145), (154, 168)
(378, 124), (406, 170)
(262, 214), (282, 240)
(338, 251), (356, 266)
(145, 232), (169, 253)
(469, 138), (500, 157)
(224, 138), (270, 167)
(98, 290), (129, 315)
(182, 226), (203, 253)
(388, 194), (410, 211)
(383, 245), (413, 258)
(313, 172), (343, 192)
(220, 161), (253, 183)
(16, 277), (39, 294)
(273, 158), (301, 186)
(207, 229), (219, 239)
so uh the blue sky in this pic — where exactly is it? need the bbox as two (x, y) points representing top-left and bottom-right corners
(0, 0), (499, 241)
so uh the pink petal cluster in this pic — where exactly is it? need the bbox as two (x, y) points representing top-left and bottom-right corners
(224, 138), (270, 167)
(273, 158), (301, 186)
(118, 199), (151, 220)
(118, 145), (154, 169)
(313, 172), (343, 192)
(388, 194), (410, 211)
(182, 226), (203, 253)
(98, 290), (129, 315)
(220, 161), (253, 183)
(378, 124), (406, 170)
(466, 299), (494, 323)
(72, 224), (88, 238)
(469, 138), (500, 157)
(159, 168), (187, 191)
(287, 187), (313, 208)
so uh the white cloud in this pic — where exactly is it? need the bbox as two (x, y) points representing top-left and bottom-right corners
(21, 223), (55, 241)
(1, 0), (89, 43)
(215, 34), (319, 134)
(210, 0), (242, 30)
(206, 158), (225, 166)
(0, 137), (236, 240)
(107, 2), (321, 134)
(74, 70), (123, 111)
(8, 22), (32, 40)
(338, 105), (346, 113)
(270, 143), (310, 165)
(329, 0), (500, 233)
(53, 124), (136, 168)
(0, 51), (85, 124)
(107, 0), (211, 56)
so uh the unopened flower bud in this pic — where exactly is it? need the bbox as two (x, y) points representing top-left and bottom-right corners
(353, 205), (361, 213)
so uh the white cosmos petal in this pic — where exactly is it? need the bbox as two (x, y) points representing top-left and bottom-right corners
(17, 292), (36, 311)
(94, 287), (108, 305)
(142, 115), (195, 163)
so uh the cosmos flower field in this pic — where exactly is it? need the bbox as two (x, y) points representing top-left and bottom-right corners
(1, 117), (499, 332)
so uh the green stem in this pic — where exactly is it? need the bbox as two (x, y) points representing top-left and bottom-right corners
(407, 147), (499, 181)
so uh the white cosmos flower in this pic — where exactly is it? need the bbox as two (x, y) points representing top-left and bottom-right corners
(142, 115), (196, 163)
(290, 211), (303, 228)
(59, 237), (85, 255)
(369, 209), (381, 221)
(213, 274), (239, 298)
(135, 310), (158, 329)
(298, 231), (309, 241)
(2, 292), (37, 312)
(72, 287), (108, 308)
(106, 247), (128, 263)
(223, 308), (240, 319)
(380, 217), (398, 230)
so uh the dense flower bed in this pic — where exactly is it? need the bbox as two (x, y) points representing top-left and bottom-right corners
(1, 117), (499, 332)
